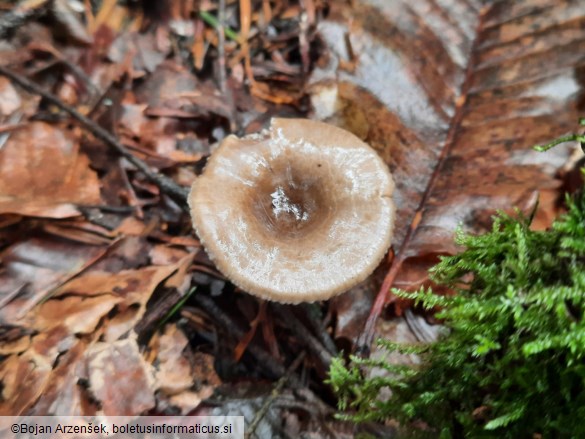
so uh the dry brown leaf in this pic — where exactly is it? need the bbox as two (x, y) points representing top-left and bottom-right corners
(50, 258), (190, 341)
(0, 352), (52, 416)
(34, 295), (123, 334)
(150, 324), (193, 395)
(0, 325), (74, 416)
(101, 307), (141, 342)
(26, 339), (93, 416)
(155, 342), (220, 415)
(42, 220), (115, 245)
(84, 337), (156, 416)
(0, 122), (101, 218)
(0, 236), (111, 324)
(0, 333), (32, 356)
(311, 0), (583, 307)
(53, 265), (175, 304)
(149, 244), (190, 266)
(0, 77), (22, 117)
(108, 32), (169, 75)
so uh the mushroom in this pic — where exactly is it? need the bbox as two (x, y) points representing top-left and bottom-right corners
(189, 118), (395, 303)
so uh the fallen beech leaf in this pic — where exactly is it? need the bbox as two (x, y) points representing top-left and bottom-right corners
(114, 216), (150, 236)
(134, 61), (197, 107)
(150, 324), (193, 395)
(108, 32), (168, 74)
(84, 337), (156, 416)
(52, 0), (93, 45)
(0, 324), (78, 416)
(0, 236), (111, 324)
(0, 352), (52, 416)
(34, 295), (123, 334)
(26, 339), (92, 416)
(101, 307), (141, 342)
(42, 220), (115, 245)
(0, 77), (21, 116)
(90, 236), (151, 272)
(53, 265), (176, 305)
(149, 245), (190, 266)
(0, 122), (101, 218)
(118, 103), (206, 163)
(312, 0), (582, 300)
(0, 332), (31, 356)
(330, 281), (376, 346)
(29, 325), (77, 361)
(52, 258), (190, 341)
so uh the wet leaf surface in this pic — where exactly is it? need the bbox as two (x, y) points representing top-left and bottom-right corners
(310, 0), (585, 316)
(84, 338), (156, 416)
(0, 122), (101, 218)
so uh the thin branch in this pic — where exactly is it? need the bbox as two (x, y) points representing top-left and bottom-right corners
(0, 1), (49, 39)
(300, 303), (338, 356)
(245, 351), (306, 439)
(0, 66), (189, 206)
(194, 294), (302, 386)
(217, 0), (227, 94)
(273, 304), (333, 368)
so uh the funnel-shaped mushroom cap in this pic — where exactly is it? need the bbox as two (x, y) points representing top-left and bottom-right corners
(189, 118), (395, 303)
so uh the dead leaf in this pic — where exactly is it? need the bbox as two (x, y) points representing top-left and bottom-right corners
(108, 32), (168, 75)
(0, 122), (101, 218)
(34, 295), (122, 334)
(53, 265), (176, 304)
(27, 339), (93, 416)
(52, 0), (93, 45)
(0, 351), (52, 415)
(149, 245), (190, 266)
(84, 337), (156, 416)
(150, 324), (193, 395)
(50, 257), (190, 341)
(0, 77), (22, 116)
(0, 235), (111, 324)
(311, 0), (582, 296)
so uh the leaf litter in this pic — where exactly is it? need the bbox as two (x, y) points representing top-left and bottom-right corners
(0, 0), (584, 436)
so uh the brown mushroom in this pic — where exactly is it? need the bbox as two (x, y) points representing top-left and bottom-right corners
(189, 118), (395, 303)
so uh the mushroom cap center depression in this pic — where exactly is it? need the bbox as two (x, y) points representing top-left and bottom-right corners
(188, 118), (395, 303)
(249, 159), (330, 239)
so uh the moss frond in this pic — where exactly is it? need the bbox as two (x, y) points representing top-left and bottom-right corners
(329, 189), (585, 437)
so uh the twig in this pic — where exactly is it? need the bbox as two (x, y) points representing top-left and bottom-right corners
(0, 66), (189, 206)
(273, 304), (332, 368)
(217, 0), (227, 94)
(300, 303), (338, 356)
(245, 351), (306, 439)
(76, 204), (136, 213)
(0, 1), (50, 39)
(194, 295), (301, 386)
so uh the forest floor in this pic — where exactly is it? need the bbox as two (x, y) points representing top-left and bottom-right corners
(0, 0), (584, 438)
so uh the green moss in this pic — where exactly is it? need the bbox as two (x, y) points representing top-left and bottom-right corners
(329, 191), (585, 438)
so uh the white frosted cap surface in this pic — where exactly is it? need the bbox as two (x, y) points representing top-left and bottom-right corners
(189, 118), (395, 303)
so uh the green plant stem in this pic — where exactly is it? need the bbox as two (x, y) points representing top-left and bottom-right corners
(157, 287), (197, 329)
(199, 11), (240, 42)
(533, 133), (585, 151)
